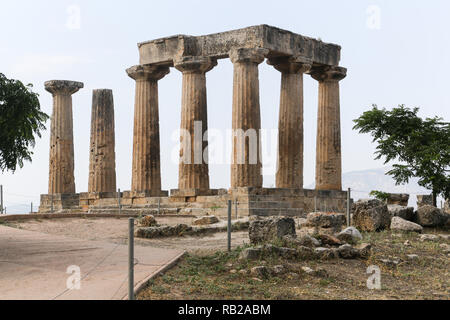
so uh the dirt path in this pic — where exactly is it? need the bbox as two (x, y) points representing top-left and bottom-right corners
(5, 217), (250, 252)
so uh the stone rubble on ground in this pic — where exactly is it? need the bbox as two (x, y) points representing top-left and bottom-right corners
(248, 216), (296, 244)
(352, 199), (391, 232)
(387, 205), (415, 221)
(336, 226), (363, 244)
(304, 212), (346, 233)
(192, 215), (220, 226)
(390, 216), (423, 233)
(415, 205), (448, 227)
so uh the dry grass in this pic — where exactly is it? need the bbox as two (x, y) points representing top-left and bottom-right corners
(138, 229), (449, 300)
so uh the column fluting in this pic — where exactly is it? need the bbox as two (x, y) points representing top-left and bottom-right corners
(45, 80), (83, 194)
(127, 65), (169, 195)
(310, 66), (347, 191)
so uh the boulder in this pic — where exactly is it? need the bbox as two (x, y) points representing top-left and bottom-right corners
(249, 216), (296, 244)
(415, 205), (448, 227)
(315, 234), (342, 246)
(390, 216), (423, 233)
(336, 244), (359, 259)
(305, 212), (346, 232)
(356, 243), (372, 259)
(138, 215), (158, 227)
(352, 199), (391, 232)
(283, 234), (320, 248)
(387, 193), (409, 206)
(192, 215), (219, 226)
(416, 195), (433, 208)
(388, 205), (415, 221)
(336, 227), (363, 244)
(135, 224), (192, 238)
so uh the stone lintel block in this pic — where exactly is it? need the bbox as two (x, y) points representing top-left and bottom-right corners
(170, 189), (220, 197)
(44, 80), (84, 96)
(138, 25), (341, 67)
(122, 190), (169, 199)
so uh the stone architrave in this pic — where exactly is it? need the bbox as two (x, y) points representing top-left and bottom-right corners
(230, 48), (268, 188)
(45, 80), (83, 194)
(267, 56), (311, 189)
(174, 56), (217, 192)
(88, 89), (117, 193)
(310, 66), (347, 191)
(127, 65), (170, 195)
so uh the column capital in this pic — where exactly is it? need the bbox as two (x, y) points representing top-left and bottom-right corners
(229, 48), (269, 64)
(174, 56), (217, 74)
(267, 56), (312, 74)
(310, 66), (347, 82)
(126, 64), (170, 81)
(44, 80), (83, 96)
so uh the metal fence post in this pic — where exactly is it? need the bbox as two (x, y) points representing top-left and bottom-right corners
(314, 196), (317, 212)
(30, 202), (33, 214)
(51, 194), (54, 214)
(158, 197), (161, 215)
(118, 188), (122, 214)
(227, 200), (232, 252)
(128, 218), (135, 300)
(0, 185), (3, 214)
(235, 200), (238, 219)
(347, 188), (351, 227)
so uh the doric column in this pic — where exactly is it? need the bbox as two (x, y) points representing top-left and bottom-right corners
(267, 56), (311, 189)
(230, 48), (268, 188)
(174, 56), (217, 192)
(88, 89), (117, 193)
(310, 66), (347, 191)
(127, 65), (170, 195)
(45, 80), (83, 194)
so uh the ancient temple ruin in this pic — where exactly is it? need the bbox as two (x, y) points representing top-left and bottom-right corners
(39, 25), (349, 216)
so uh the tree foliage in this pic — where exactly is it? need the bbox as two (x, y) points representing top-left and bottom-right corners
(353, 105), (450, 205)
(0, 73), (49, 172)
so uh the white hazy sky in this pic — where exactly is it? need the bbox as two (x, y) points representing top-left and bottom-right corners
(0, 0), (449, 213)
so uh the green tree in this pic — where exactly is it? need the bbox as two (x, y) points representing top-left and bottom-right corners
(0, 73), (49, 172)
(353, 105), (450, 206)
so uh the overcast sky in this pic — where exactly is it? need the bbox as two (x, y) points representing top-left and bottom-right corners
(0, 0), (449, 213)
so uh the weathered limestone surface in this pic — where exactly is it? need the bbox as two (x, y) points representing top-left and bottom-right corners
(127, 65), (169, 195)
(88, 89), (117, 193)
(138, 25), (341, 67)
(175, 56), (217, 192)
(268, 56), (311, 189)
(311, 66), (346, 191)
(230, 48), (268, 188)
(45, 80), (83, 194)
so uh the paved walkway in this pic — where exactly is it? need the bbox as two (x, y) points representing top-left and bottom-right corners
(0, 225), (184, 300)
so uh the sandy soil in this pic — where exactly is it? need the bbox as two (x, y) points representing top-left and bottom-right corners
(5, 217), (250, 252)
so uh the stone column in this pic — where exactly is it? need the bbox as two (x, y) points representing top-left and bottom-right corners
(88, 89), (117, 193)
(174, 56), (217, 193)
(310, 66), (347, 191)
(267, 56), (311, 189)
(45, 80), (83, 194)
(230, 48), (268, 188)
(126, 65), (169, 195)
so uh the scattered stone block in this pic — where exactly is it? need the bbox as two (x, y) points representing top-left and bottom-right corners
(305, 212), (346, 232)
(249, 216), (296, 245)
(416, 205), (448, 227)
(387, 193), (409, 206)
(388, 205), (415, 221)
(390, 216), (423, 233)
(417, 195), (433, 208)
(239, 247), (263, 260)
(138, 215), (157, 227)
(352, 199), (391, 232)
(336, 227), (362, 244)
(315, 234), (342, 246)
(192, 215), (219, 226)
